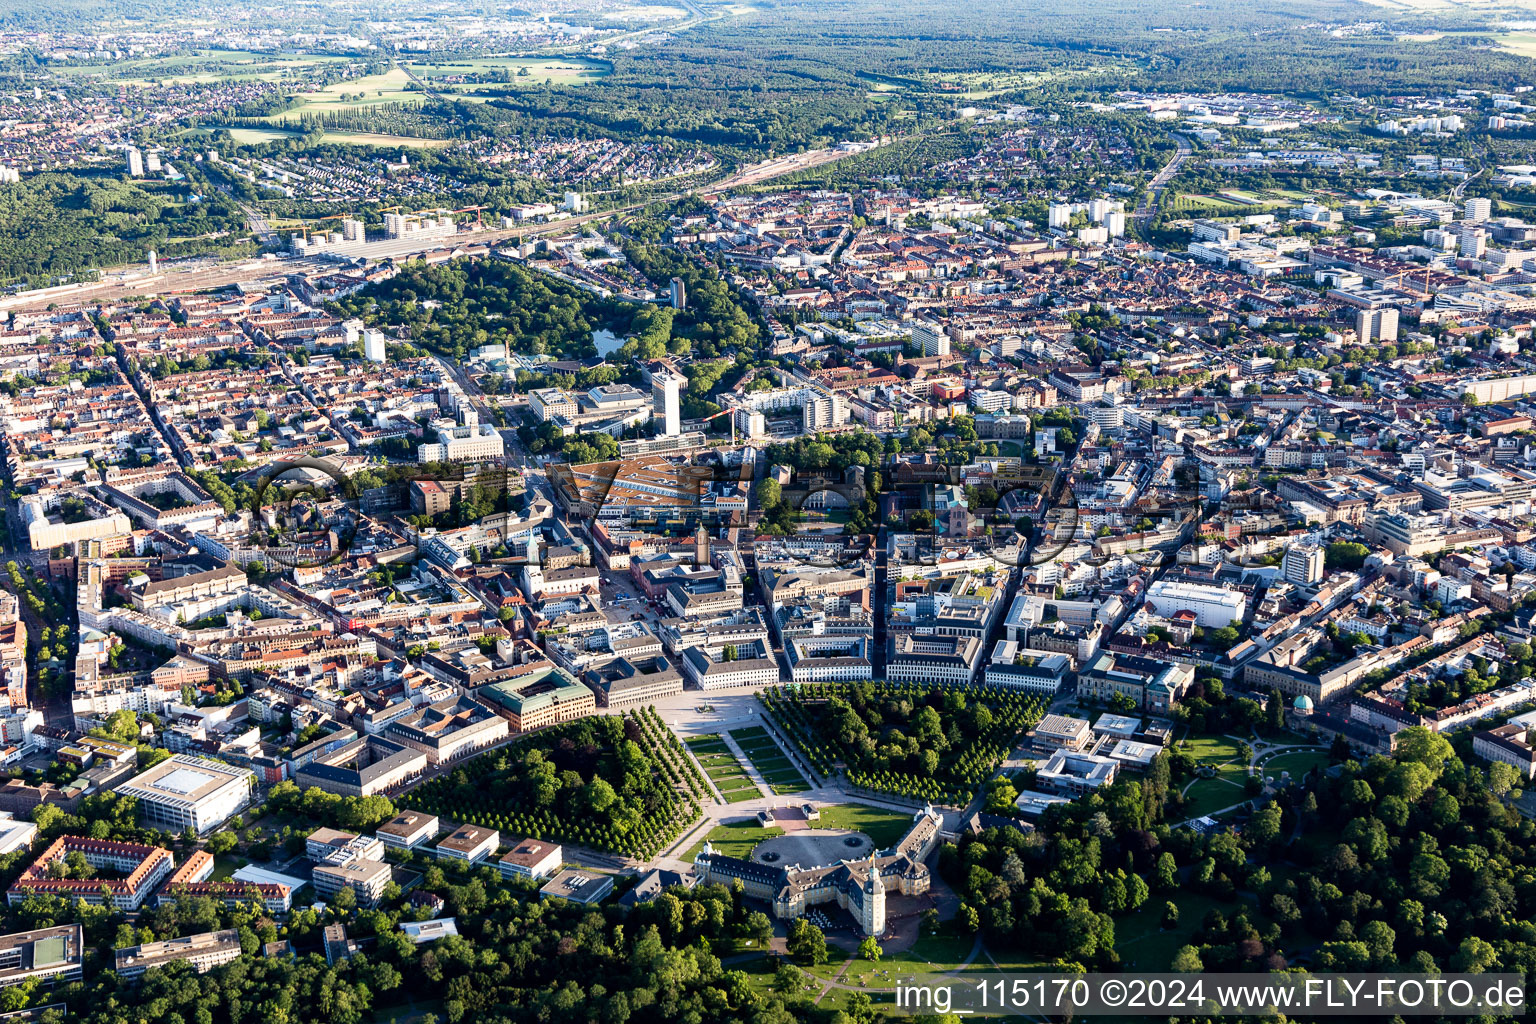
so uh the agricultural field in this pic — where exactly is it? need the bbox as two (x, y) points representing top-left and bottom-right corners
(193, 125), (448, 149)
(1499, 31), (1536, 58)
(405, 56), (611, 85)
(728, 726), (810, 794)
(686, 733), (763, 803)
(264, 68), (422, 122)
(761, 681), (1043, 805)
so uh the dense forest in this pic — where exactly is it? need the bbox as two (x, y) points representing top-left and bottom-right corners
(949, 720), (1536, 977)
(0, 170), (252, 286)
(330, 258), (632, 363)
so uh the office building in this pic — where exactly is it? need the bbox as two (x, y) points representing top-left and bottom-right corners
(652, 371), (684, 437)
(1037, 749), (1120, 795)
(382, 695), (508, 765)
(8, 838), (173, 910)
(910, 321), (950, 357)
(498, 838), (563, 881)
(1473, 723), (1536, 778)
(306, 827), (386, 866)
(375, 811), (439, 850)
(481, 664), (595, 732)
(435, 824), (499, 865)
(114, 930), (241, 979)
(1460, 225), (1487, 259)
(418, 423), (505, 464)
(363, 329), (387, 363)
(539, 870), (615, 905)
(313, 858), (393, 908)
(157, 850), (291, 913)
(1145, 580), (1246, 628)
(0, 925), (83, 988)
(1465, 197), (1492, 223)
(114, 755), (253, 835)
(293, 736), (427, 798)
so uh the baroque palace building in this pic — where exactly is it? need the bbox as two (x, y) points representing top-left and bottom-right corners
(693, 807), (942, 936)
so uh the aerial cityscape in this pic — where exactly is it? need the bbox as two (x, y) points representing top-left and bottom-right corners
(3, 0), (1536, 1019)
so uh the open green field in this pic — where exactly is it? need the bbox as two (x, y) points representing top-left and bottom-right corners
(265, 68), (421, 122)
(813, 804), (916, 849)
(194, 125), (448, 149)
(729, 726), (810, 795)
(1260, 749), (1329, 782)
(1177, 734), (1252, 819)
(686, 734), (762, 803)
(406, 56), (610, 85)
(683, 819), (781, 862)
(836, 931), (978, 987)
(1183, 734), (1246, 773)
(1114, 889), (1231, 970)
(1498, 31), (1536, 58)
(52, 49), (349, 85)
(1180, 776), (1249, 820)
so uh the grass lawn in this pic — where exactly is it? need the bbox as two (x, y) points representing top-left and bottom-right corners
(996, 441), (1024, 457)
(1179, 776), (1250, 820)
(1260, 750), (1329, 783)
(839, 931), (978, 987)
(730, 727), (810, 794)
(683, 820), (782, 862)
(814, 804), (916, 849)
(688, 735), (763, 803)
(211, 854), (247, 880)
(1181, 734), (1248, 778)
(371, 1000), (444, 1024)
(1114, 890), (1231, 970)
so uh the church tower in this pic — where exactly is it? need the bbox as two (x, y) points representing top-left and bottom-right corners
(694, 522), (710, 567)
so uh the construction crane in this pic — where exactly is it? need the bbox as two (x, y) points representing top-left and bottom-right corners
(698, 407), (738, 444)
(452, 205), (486, 230)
